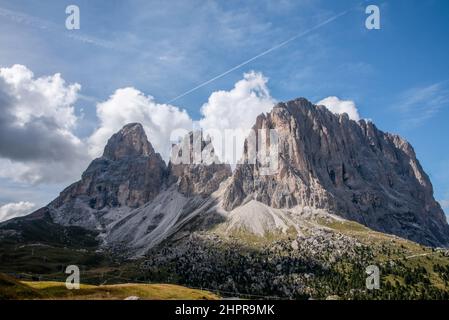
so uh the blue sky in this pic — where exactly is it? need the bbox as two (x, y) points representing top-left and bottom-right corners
(0, 0), (448, 218)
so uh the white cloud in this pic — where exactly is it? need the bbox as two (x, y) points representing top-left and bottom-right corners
(199, 71), (276, 163)
(0, 65), (368, 200)
(0, 158), (87, 185)
(0, 65), (365, 187)
(0, 66), (275, 188)
(0, 64), (79, 131)
(0, 201), (35, 222)
(88, 87), (193, 162)
(396, 82), (449, 127)
(88, 72), (276, 165)
(0, 64), (89, 184)
(316, 96), (360, 121)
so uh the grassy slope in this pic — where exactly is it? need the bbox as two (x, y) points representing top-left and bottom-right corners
(23, 281), (219, 300)
(0, 273), (42, 299)
(0, 212), (219, 300)
(319, 218), (449, 291)
(206, 216), (449, 298)
(0, 208), (107, 276)
(2, 207), (449, 299)
(0, 273), (218, 300)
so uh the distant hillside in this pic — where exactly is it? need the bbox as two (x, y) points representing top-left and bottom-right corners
(0, 273), (218, 300)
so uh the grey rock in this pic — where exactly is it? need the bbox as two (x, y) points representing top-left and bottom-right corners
(222, 98), (449, 247)
(6, 97), (448, 251)
(168, 131), (232, 197)
(24, 125), (231, 252)
(48, 123), (168, 228)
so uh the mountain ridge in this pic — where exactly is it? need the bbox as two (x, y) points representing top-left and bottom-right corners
(223, 98), (449, 247)
(1, 97), (448, 253)
(2, 97), (449, 299)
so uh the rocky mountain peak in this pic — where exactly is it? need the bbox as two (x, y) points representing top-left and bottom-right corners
(49, 124), (167, 228)
(9, 100), (448, 249)
(223, 97), (449, 247)
(169, 131), (232, 197)
(103, 123), (155, 161)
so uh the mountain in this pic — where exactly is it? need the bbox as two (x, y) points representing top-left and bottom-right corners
(103, 130), (232, 255)
(2, 98), (449, 249)
(2, 97), (449, 299)
(168, 130), (232, 197)
(223, 98), (449, 247)
(0, 124), (231, 256)
(47, 123), (169, 230)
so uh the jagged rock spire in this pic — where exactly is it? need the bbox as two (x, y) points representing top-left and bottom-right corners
(52, 123), (167, 216)
(103, 123), (155, 161)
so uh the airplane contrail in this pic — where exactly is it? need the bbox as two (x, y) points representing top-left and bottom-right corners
(166, 8), (352, 104)
(0, 6), (121, 50)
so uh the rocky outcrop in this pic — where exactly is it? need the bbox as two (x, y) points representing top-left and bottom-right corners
(223, 98), (449, 247)
(52, 123), (168, 210)
(168, 131), (232, 197)
(27, 125), (231, 241)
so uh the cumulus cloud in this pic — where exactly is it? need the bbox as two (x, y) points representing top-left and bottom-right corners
(88, 72), (276, 165)
(0, 66), (276, 188)
(0, 64), (89, 183)
(0, 201), (36, 222)
(88, 87), (193, 161)
(316, 96), (360, 121)
(199, 71), (276, 163)
(0, 66), (363, 187)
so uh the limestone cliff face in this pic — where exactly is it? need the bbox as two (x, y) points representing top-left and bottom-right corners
(8, 99), (448, 249)
(222, 98), (449, 247)
(168, 131), (232, 197)
(44, 124), (230, 232)
(51, 123), (167, 211)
